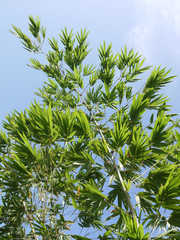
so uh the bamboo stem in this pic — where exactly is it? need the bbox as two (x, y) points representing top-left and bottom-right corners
(78, 90), (139, 225)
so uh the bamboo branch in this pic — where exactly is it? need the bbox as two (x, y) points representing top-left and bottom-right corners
(77, 89), (139, 225)
(22, 200), (38, 240)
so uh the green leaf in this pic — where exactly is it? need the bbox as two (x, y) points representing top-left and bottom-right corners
(83, 64), (96, 76)
(75, 110), (92, 138)
(71, 235), (91, 240)
(28, 15), (40, 39)
(153, 228), (179, 239)
(49, 37), (59, 51)
(71, 197), (78, 209)
(150, 113), (154, 124)
(168, 211), (180, 227)
(129, 93), (149, 124)
(84, 180), (108, 201)
(110, 109), (130, 148)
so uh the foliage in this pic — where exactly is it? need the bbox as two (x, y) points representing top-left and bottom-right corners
(0, 16), (180, 239)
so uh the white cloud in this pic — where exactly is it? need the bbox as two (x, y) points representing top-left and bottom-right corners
(125, 0), (180, 112)
(126, 0), (180, 66)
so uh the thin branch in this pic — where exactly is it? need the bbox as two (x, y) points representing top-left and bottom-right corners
(76, 89), (139, 225)
(132, 146), (179, 184)
(22, 200), (38, 240)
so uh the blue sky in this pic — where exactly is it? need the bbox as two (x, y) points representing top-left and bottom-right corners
(0, 0), (180, 125)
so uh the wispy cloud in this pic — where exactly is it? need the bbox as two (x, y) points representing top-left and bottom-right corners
(126, 0), (180, 67)
(125, 0), (180, 112)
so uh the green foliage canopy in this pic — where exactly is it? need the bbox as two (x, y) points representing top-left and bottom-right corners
(0, 16), (180, 239)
